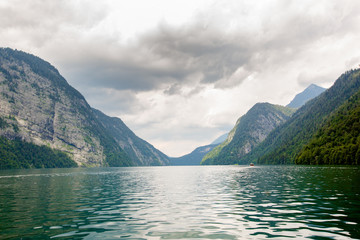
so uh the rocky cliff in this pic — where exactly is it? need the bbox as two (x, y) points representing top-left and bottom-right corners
(0, 48), (168, 167)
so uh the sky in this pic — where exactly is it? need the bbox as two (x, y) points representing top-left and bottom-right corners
(1, 0), (360, 157)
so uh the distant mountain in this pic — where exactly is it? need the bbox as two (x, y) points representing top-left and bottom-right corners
(242, 68), (360, 165)
(170, 144), (218, 166)
(287, 84), (326, 108)
(296, 89), (360, 165)
(169, 133), (228, 166)
(0, 48), (168, 169)
(211, 133), (228, 145)
(201, 103), (295, 165)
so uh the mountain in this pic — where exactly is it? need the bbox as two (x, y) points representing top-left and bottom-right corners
(0, 48), (168, 168)
(169, 133), (228, 166)
(201, 103), (295, 165)
(170, 144), (218, 166)
(242, 68), (360, 165)
(296, 89), (360, 165)
(92, 108), (169, 166)
(287, 84), (326, 108)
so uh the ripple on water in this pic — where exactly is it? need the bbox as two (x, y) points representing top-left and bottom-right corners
(1, 166), (360, 239)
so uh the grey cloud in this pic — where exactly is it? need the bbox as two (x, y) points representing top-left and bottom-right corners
(0, 0), (106, 47)
(164, 83), (182, 95)
(59, 23), (253, 94)
(140, 23), (253, 84)
(62, 1), (360, 95)
(3, 0), (360, 95)
(76, 86), (144, 116)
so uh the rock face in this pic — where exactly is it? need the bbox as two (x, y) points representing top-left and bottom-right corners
(0, 48), (168, 167)
(201, 103), (295, 165)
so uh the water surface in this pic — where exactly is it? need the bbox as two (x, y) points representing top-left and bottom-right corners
(0, 166), (359, 239)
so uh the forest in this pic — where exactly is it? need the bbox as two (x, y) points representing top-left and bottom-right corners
(0, 135), (77, 169)
(296, 89), (360, 165)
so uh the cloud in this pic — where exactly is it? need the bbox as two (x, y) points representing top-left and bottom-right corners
(0, 0), (107, 47)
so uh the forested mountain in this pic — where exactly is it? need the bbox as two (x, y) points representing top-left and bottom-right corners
(170, 144), (218, 166)
(287, 84), (326, 108)
(296, 89), (360, 165)
(242, 69), (360, 164)
(92, 109), (169, 166)
(0, 48), (168, 169)
(201, 103), (295, 165)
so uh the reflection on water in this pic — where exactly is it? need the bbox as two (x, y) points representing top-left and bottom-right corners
(0, 166), (359, 239)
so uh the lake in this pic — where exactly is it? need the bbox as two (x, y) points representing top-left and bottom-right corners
(0, 165), (359, 239)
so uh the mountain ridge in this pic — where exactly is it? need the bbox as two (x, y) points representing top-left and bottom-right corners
(201, 103), (295, 165)
(92, 108), (169, 166)
(287, 84), (326, 108)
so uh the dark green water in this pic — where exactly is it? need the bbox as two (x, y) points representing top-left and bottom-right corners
(0, 166), (359, 239)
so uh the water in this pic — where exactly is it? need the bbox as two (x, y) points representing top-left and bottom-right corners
(0, 166), (360, 239)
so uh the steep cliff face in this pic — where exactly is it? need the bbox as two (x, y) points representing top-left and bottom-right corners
(92, 108), (169, 166)
(201, 103), (295, 165)
(0, 48), (134, 167)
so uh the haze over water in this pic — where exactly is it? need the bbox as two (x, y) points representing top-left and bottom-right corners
(1, 166), (360, 239)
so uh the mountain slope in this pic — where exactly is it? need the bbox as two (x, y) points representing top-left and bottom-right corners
(295, 89), (360, 165)
(0, 47), (132, 167)
(287, 84), (326, 108)
(242, 69), (360, 164)
(0, 48), (168, 168)
(92, 108), (169, 166)
(201, 103), (295, 165)
(170, 144), (218, 166)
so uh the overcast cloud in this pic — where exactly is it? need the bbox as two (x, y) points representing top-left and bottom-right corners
(1, 0), (360, 156)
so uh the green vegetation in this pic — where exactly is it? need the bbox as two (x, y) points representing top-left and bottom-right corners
(296, 89), (360, 165)
(0, 117), (9, 129)
(201, 103), (295, 165)
(242, 69), (360, 165)
(0, 136), (77, 169)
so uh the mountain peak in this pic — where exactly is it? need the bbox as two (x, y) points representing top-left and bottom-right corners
(287, 84), (326, 109)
